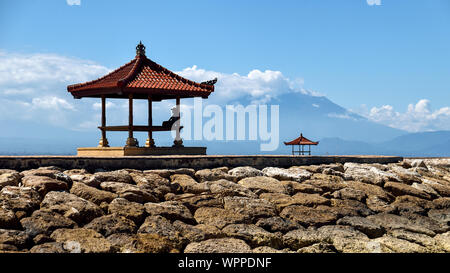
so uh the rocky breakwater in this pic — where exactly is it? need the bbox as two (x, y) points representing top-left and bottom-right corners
(0, 158), (449, 253)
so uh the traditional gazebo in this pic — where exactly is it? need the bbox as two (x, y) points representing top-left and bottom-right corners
(68, 42), (216, 156)
(284, 133), (319, 155)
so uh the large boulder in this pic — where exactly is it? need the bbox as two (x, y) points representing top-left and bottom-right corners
(345, 180), (394, 202)
(0, 186), (41, 216)
(172, 221), (209, 243)
(370, 235), (428, 253)
(427, 208), (450, 226)
(0, 229), (30, 249)
(135, 233), (180, 253)
(170, 174), (201, 194)
(144, 201), (195, 224)
(21, 175), (68, 197)
(30, 242), (67, 253)
(238, 176), (289, 194)
(259, 193), (296, 210)
(108, 198), (146, 225)
(222, 224), (283, 248)
(255, 216), (301, 233)
(389, 165), (423, 185)
(330, 199), (374, 217)
(303, 174), (347, 193)
(384, 182), (431, 200)
(84, 214), (137, 237)
(85, 170), (134, 187)
(290, 192), (331, 207)
(282, 228), (325, 250)
(0, 207), (19, 229)
(336, 216), (385, 238)
(194, 207), (251, 229)
(262, 167), (312, 182)
(331, 188), (367, 202)
(223, 196), (277, 221)
(280, 205), (339, 227)
(297, 243), (337, 253)
(40, 191), (103, 225)
(176, 193), (224, 212)
(20, 209), (77, 237)
(137, 215), (185, 249)
(70, 182), (118, 205)
(365, 195), (395, 213)
(100, 182), (157, 203)
(21, 168), (72, 186)
(63, 169), (92, 184)
(200, 179), (257, 198)
(0, 170), (22, 189)
(433, 197), (450, 209)
(184, 238), (252, 253)
(367, 213), (435, 236)
(343, 163), (401, 186)
(144, 168), (195, 179)
(283, 181), (323, 195)
(388, 229), (442, 252)
(130, 172), (172, 199)
(422, 178), (450, 197)
(228, 166), (263, 180)
(316, 225), (373, 253)
(195, 168), (236, 183)
(434, 232), (450, 252)
(50, 228), (113, 253)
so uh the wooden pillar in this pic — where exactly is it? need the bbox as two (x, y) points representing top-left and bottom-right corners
(145, 95), (155, 147)
(125, 93), (137, 147)
(173, 96), (183, 147)
(98, 95), (109, 147)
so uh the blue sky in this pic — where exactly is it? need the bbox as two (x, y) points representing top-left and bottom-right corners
(0, 0), (450, 141)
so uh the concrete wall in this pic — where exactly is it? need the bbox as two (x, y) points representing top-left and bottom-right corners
(0, 155), (403, 171)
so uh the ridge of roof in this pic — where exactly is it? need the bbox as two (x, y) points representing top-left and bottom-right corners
(117, 55), (144, 88)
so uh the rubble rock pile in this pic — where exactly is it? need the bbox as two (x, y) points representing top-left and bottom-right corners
(0, 159), (449, 253)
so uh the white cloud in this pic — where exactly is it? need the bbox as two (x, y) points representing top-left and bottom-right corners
(0, 51), (109, 128)
(367, 0), (381, 6)
(355, 99), (450, 132)
(66, 0), (81, 6)
(32, 97), (75, 111)
(177, 65), (317, 105)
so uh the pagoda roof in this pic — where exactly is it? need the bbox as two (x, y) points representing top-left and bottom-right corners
(67, 42), (216, 101)
(284, 134), (319, 146)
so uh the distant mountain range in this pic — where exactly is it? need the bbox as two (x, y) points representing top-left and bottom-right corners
(313, 131), (450, 157)
(0, 91), (448, 156)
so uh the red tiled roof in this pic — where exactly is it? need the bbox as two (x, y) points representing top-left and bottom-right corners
(67, 46), (214, 99)
(284, 134), (319, 145)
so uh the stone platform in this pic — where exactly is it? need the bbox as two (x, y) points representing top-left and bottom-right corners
(0, 155), (403, 171)
(76, 146), (206, 156)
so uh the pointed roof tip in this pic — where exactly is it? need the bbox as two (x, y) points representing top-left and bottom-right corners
(136, 41), (146, 57)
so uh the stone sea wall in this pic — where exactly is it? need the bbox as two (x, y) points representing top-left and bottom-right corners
(0, 158), (449, 253)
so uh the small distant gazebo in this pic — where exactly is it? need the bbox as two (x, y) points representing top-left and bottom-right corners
(67, 42), (217, 156)
(284, 133), (319, 155)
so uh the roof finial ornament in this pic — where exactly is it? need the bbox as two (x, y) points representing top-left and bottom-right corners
(201, 77), (218, 86)
(136, 41), (146, 56)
